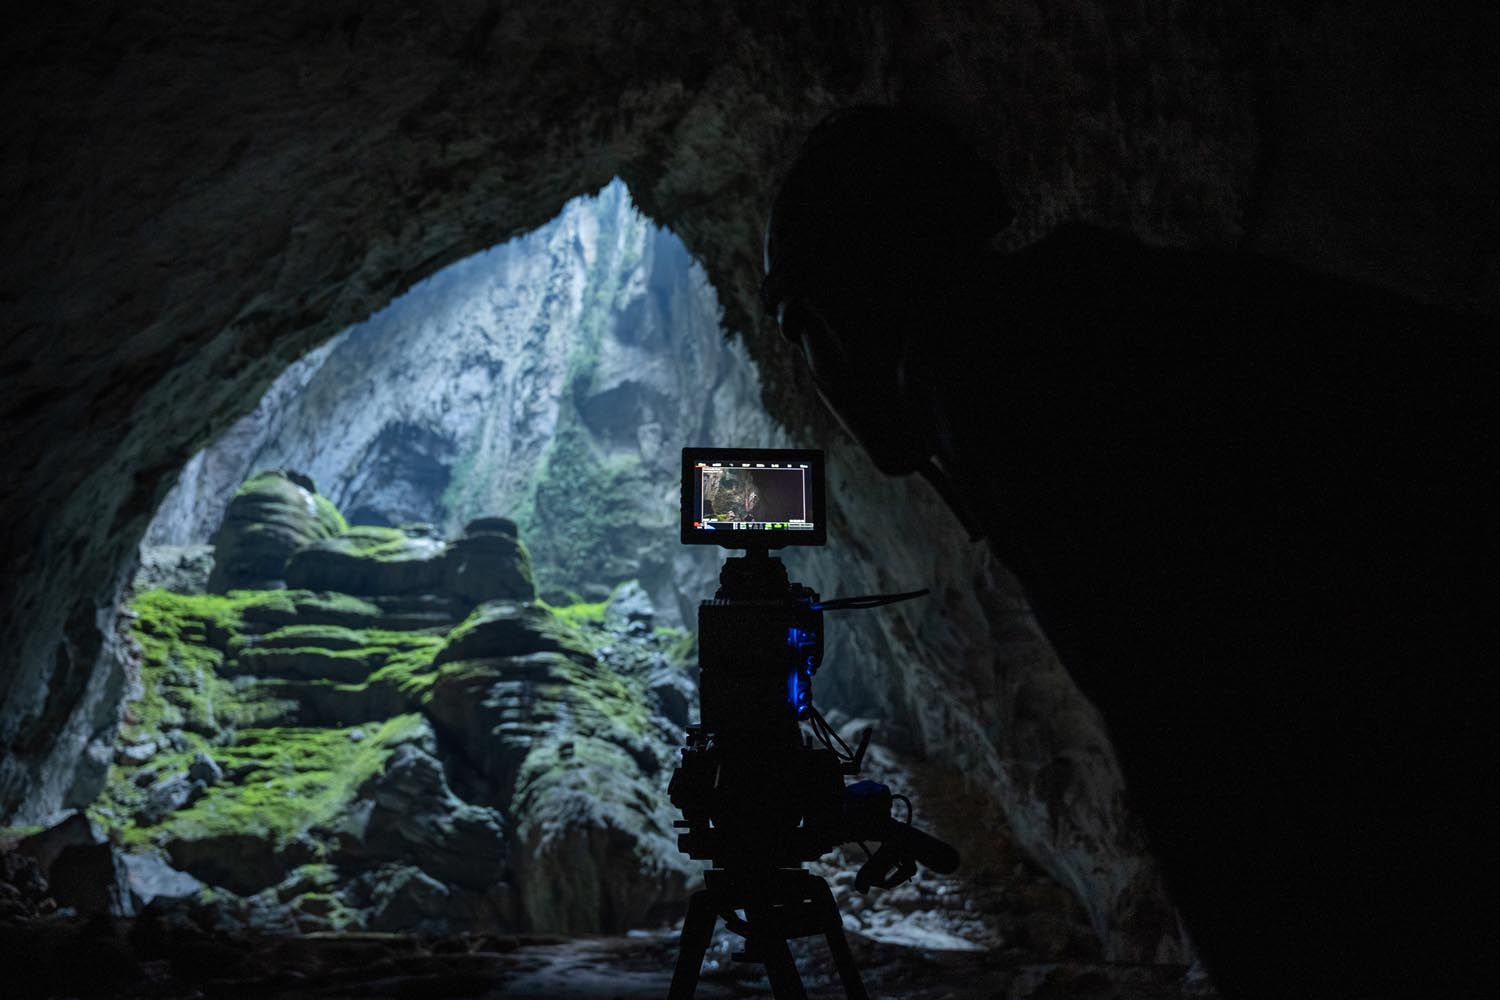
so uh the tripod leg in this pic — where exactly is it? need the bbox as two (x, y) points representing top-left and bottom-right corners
(813, 880), (869, 1000)
(745, 903), (808, 1000)
(668, 890), (718, 1000)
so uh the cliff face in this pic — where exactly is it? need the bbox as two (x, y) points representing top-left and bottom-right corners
(145, 181), (771, 627)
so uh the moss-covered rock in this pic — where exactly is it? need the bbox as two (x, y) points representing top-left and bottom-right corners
(284, 525), (448, 597)
(207, 471), (347, 592)
(238, 590), (385, 630)
(99, 528), (696, 936)
(156, 715), (429, 893)
(434, 600), (594, 667)
(511, 732), (691, 933)
(443, 527), (536, 607)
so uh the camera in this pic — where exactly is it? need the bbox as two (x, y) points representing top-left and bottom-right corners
(668, 447), (958, 1000)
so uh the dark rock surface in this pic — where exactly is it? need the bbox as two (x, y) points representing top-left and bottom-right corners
(48, 842), (135, 917)
(343, 744), (508, 891)
(2, 3), (1495, 993)
(17, 811), (101, 875)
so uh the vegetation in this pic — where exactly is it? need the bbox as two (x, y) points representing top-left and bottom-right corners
(93, 588), (443, 848)
(96, 462), (697, 933)
(158, 715), (426, 849)
(309, 525), (431, 562)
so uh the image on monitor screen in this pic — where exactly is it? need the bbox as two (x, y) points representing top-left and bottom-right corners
(700, 465), (808, 527)
(681, 448), (824, 546)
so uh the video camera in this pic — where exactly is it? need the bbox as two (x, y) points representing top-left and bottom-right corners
(667, 447), (959, 1000)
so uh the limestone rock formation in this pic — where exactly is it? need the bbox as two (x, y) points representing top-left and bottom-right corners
(207, 471), (347, 592)
(86, 480), (695, 936)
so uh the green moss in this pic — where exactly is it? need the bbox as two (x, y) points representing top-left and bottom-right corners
(128, 714), (425, 849)
(543, 598), (609, 628)
(362, 635), (445, 700)
(231, 472), (346, 534)
(314, 494), (349, 536)
(316, 525), (430, 562)
(664, 629), (698, 669)
(99, 586), (446, 845)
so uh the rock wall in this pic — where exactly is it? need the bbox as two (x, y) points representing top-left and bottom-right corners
(143, 181), (777, 627)
(3, 0), (1495, 968)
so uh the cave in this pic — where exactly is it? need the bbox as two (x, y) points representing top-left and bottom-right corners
(2, 4), (1495, 999)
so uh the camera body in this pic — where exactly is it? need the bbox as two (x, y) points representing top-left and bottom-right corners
(673, 544), (839, 869)
(670, 447), (958, 882)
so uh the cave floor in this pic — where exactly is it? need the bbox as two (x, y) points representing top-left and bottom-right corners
(5, 919), (1211, 999)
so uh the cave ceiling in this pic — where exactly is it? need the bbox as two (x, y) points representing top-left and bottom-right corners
(1, 0), (1495, 834)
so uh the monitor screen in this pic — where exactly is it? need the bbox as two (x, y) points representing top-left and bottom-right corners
(680, 447), (826, 547)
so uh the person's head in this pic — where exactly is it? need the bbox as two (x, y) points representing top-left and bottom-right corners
(763, 107), (1012, 474)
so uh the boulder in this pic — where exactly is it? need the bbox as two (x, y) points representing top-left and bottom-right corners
(284, 525), (447, 597)
(186, 752), (223, 786)
(603, 579), (655, 632)
(207, 471), (346, 592)
(120, 850), (206, 906)
(18, 811), (101, 875)
(115, 740), (158, 766)
(49, 842), (134, 917)
(366, 865), (452, 933)
(443, 529), (536, 607)
(139, 773), (203, 825)
(341, 744), (508, 891)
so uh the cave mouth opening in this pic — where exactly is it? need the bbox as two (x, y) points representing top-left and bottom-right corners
(5, 180), (1156, 997)
(91, 179), (782, 939)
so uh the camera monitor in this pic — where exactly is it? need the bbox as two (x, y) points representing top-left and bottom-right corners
(681, 447), (826, 548)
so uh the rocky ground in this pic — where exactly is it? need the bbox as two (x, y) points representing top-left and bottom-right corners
(0, 467), (1213, 997)
(0, 917), (1217, 999)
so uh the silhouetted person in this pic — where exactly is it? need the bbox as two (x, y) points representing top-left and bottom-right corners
(763, 108), (1496, 1000)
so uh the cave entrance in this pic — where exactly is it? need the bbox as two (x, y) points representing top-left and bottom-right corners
(100, 180), (782, 937)
(66, 179), (1119, 994)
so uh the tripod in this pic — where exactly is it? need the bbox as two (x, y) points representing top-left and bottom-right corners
(668, 866), (868, 1000)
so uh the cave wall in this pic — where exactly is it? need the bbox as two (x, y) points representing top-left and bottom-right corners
(146, 179), (776, 626)
(2, 0), (1495, 962)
